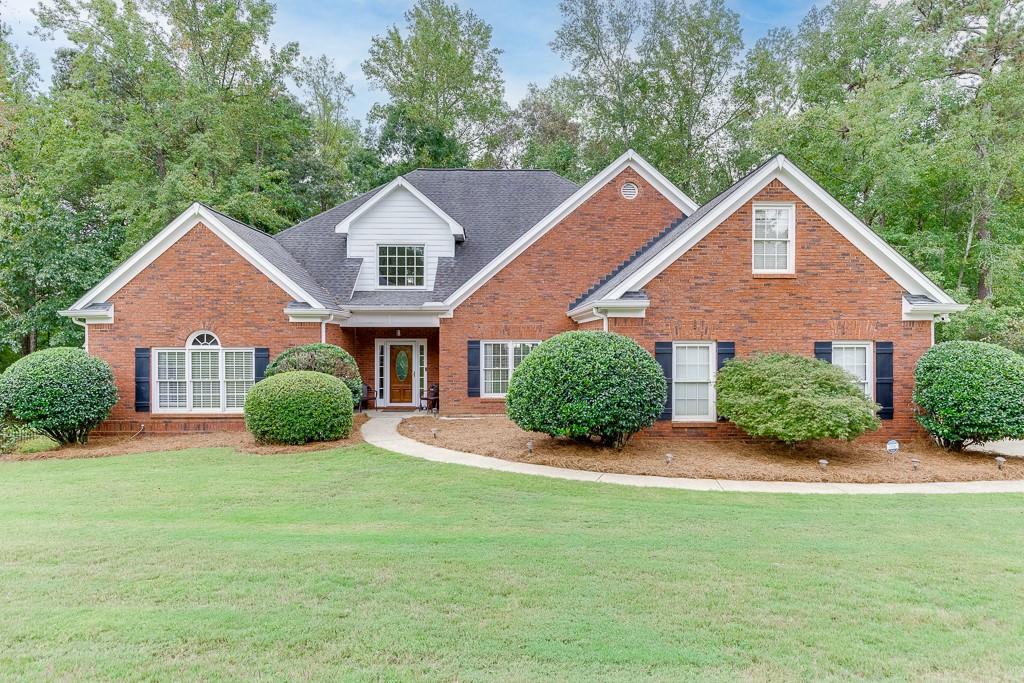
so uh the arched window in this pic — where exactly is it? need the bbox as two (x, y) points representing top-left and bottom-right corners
(153, 331), (254, 413)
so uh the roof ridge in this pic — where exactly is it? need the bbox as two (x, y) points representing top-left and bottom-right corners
(408, 167), (565, 173)
(568, 214), (688, 310)
(274, 182), (389, 239)
(196, 202), (275, 238)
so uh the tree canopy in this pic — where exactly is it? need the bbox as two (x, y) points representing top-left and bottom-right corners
(1, 0), (1022, 367)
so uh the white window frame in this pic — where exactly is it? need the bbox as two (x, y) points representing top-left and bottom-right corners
(832, 341), (874, 400)
(376, 243), (426, 289)
(481, 340), (540, 398)
(152, 332), (255, 414)
(672, 341), (717, 422)
(752, 202), (796, 274)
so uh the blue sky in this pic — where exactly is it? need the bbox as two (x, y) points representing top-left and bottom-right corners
(1, 0), (817, 120)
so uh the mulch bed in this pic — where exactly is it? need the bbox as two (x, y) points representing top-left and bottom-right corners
(399, 415), (1022, 483)
(1, 413), (368, 461)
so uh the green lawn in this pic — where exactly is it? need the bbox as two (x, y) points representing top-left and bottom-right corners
(2, 445), (1023, 681)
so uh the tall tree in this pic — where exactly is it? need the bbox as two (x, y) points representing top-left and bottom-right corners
(362, 0), (507, 167)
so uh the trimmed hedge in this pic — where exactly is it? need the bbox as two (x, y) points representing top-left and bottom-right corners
(914, 341), (1024, 450)
(506, 331), (666, 448)
(244, 371), (353, 445)
(0, 347), (118, 445)
(265, 343), (362, 407)
(716, 353), (880, 443)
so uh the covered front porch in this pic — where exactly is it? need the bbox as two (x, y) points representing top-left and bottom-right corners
(329, 326), (440, 410)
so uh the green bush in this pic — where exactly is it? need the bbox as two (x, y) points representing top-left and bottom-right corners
(913, 341), (1024, 450)
(506, 331), (666, 448)
(0, 347), (118, 445)
(716, 353), (880, 443)
(244, 371), (353, 445)
(937, 301), (1024, 354)
(265, 343), (362, 407)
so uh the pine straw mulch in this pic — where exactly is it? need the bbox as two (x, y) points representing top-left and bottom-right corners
(398, 415), (1022, 484)
(1, 413), (368, 462)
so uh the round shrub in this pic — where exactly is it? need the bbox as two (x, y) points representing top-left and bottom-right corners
(0, 347), (118, 445)
(506, 331), (666, 448)
(264, 343), (361, 407)
(244, 371), (353, 445)
(913, 341), (1024, 450)
(716, 353), (880, 443)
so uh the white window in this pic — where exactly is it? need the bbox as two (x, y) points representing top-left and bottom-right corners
(673, 342), (716, 421)
(752, 203), (795, 273)
(832, 342), (873, 399)
(378, 244), (425, 287)
(154, 332), (255, 413)
(482, 341), (539, 397)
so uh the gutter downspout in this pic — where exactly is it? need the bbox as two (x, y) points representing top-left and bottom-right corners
(593, 307), (608, 332)
(321, 321), (326, 344)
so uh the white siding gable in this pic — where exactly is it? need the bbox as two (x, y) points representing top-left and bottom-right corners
(347, 186), (455, 290)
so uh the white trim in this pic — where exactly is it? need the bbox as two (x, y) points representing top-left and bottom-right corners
(443, 149), (698, 311)
(374, 338), (428, 407)
(480, 340), (541, 398)
(831, 341), (874, 400)
(151, 344), (255, 414)
(602, 156), (958, 307)
(336, 177), (465, 239)
(375, 243), (428, 290)
(751, 202), (796, 275)
(58, 305), (114, 324)
(63, 203), (326, 312)
(671, 341), (717, 422)
(902, 297), (967, 321)
(569, 298), (650, 324)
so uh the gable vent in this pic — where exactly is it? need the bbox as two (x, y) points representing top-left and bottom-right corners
(620, 182), (639, 200)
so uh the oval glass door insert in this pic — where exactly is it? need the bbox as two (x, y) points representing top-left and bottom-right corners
(395, 350), (409, 381)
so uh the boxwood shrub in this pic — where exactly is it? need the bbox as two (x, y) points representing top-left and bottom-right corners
(716, 353), (880, 443)
(914, 340), (1024, 450)
(505, 331), (666, 448)
(265, 343), (362, 407)
(0, 347), (118, 445)
(244, 371), (353, 445)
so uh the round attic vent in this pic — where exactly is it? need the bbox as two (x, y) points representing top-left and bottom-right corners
(620, 182), (639, 200)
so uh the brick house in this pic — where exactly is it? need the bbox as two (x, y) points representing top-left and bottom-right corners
(61, 151), (964, 438)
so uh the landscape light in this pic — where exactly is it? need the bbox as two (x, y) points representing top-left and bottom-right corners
(431, 428), (438, 439)
(527, 439), (534, 455)
(910, 458), (920, 471)
(665, 453), (674, 465)
(996, 456), (1006, 471)
(818, 459), (828, 471)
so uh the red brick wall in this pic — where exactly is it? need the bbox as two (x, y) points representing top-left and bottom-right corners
(440, 167), (685, 414)
(613, 179), (930, 440)
(88, 223), (321, 434)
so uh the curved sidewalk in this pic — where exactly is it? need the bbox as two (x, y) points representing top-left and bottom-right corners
(362, 415), (1024, 495)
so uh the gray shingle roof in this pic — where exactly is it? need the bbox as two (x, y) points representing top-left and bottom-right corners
(904, 293), (940, 305)
(272, 169), (578, 307)
(570, 156), (781, 311)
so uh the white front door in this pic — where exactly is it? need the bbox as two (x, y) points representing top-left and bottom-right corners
(375, 339), (426, 407)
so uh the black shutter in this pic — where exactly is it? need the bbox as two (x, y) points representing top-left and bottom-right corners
(875, 341), (894, 420)
(254, 347), (270, 382)
(654, 342), (673, 421)
(134, 348), (151, 413)
(814, 341), (832, 363)
(467, 340), (481, 397)
(716, 342), (735, 422)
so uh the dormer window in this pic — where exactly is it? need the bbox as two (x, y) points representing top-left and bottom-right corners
(752, 203), (795, 274)
(378, 244), (425, 288)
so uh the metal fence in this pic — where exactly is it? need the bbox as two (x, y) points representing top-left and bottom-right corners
(0, 421), (39, 454)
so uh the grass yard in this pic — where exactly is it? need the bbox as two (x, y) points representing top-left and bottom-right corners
(2, 445), (1024, 681)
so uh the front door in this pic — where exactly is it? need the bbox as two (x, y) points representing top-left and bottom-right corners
(388, 344), (414, 404)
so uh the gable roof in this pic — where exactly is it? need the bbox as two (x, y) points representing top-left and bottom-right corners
(275, 169), (579, 307)
(441, 149), (699, 310)
(570, 154), (961, 314)
(63, 203), (334, 315)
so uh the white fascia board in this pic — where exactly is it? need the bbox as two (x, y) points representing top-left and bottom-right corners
(443, 149), (696, 311)
(57, 306), (114, 323)
(902, 298), (967, 321)
(339, 309), (442, 328)
(606, 156), (957, 305)
(68, 203), (326, 310)
(568, 298), (650, 321)
(285, 308), (350, 323)
(335, 177), (465, 239)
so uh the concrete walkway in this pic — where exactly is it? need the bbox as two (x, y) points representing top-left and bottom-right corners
(361, 415), (1024, 495)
